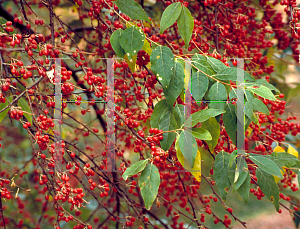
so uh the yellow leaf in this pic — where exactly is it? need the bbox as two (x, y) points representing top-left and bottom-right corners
(246, 126), (253, 137)
(124, 54), (137, 73)
(274, 146), (285, 153)
(287, 145), (298, 158)
(142, 39), (152, 55)
(175, 138), (201, 182)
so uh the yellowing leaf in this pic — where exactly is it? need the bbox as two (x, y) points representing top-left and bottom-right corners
(142, 39), (152, 55)
(175, 138), (201, 182)
(246, 126), (253, 137)
(273, 169), (285, 184)
(274, 146), (285, 153)
(124, 54), (137, 73)
(287, 145), (298, 158)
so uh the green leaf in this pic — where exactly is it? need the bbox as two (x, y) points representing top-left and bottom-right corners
(270, 152), (299, 168)
(256, 168), (279, 211)
(151, 100), (184, 151)
(244, 101), (258, 124)
(251, 79), (280, 93)
(18, 98), (32, 124)
(207, 82), (227, 110)
(236, 171), (250, 204)
(248, 154), (283, 179)
(178, 130), (198, 168)
(120, 26), (145, 58)
(139, 164), (160, 210)
(229, 88), (237, 100)
(163, 61), (184, 108)
(177, 6), (194, 48)
(115, 0), (151, 22)
(212, 68), (255, 82)
(293, 210), (300, 228)
(150, 46), (175, 89)
(110, 29), (126, 58)
(244, 90), (258, 124)
(228, 160), (236, 185)
(0, 100), (9, 123)
(188, 127), (212, 140)
(214, 151), (231, 201)
(192, 54), (215, 75)
(247, 85), (276, 101)
(122, 160), (148, 180)
(228, 150), (238, 167)
(186, 108), (225, 127)
(232, 159), (248, 193)
(252, 98), (269, 115)
(206, 56), (228, 72)
(191, 71), (209, 102)
(160, 3), (182, 34)
(201, 117), (220, 151)
(150, 99), (168, 127)
(223, 103), (237, 145)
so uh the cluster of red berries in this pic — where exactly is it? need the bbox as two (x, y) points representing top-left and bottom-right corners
(36, 113), (54, 131)
(35, 131), (50, 150)
(9, 109), (23, 120)
(0, 93), (6, 103)
(136, 50), (150, 66)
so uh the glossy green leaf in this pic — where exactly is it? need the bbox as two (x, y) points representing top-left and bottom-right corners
(229, 88), (237, 100)
(150, 99), (168, 127)
(256, 168), (279, 211)
(18, 98), (33, 124)
(192, 54), (215, 75)
(122, 160), (148, 180)
(188, 127), (212, 140)
(178, 130), (198, 168)
(245, 101), (258, 124)
(150, 46), (175, 89)
(151, 100), (184, 151)
(223, 103), (237, 145)
(248, 154), (283, 179)
(163, 61), (184, 108)
(214, 151), (231, 201)
(160, 3), (182, 33)
(247, 85), (276, 101)
(201, 117), (220, 151)
(236, 171), (250, 204)
(206, 56), (228, 73)
(232, 159), (248, 192)
(0, 100), (9, 123)
(207, 82), (227, 110)
(244, 90), (258, 124)
(177, 6), (194, 48)
(228, 150), (238, 167)
(120, 26), (145, 59)
(212, 68), (255, 82)
(139, 164), (160, 210)
(186, 108), (225, 127)
(251, 79), (280, 93)
(270, 152), (299, 168)
(110, 29), (125, 58)
(191, 71), (209, 102)
(115, 0), (151, 22)
(251, 98), (269, 115)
